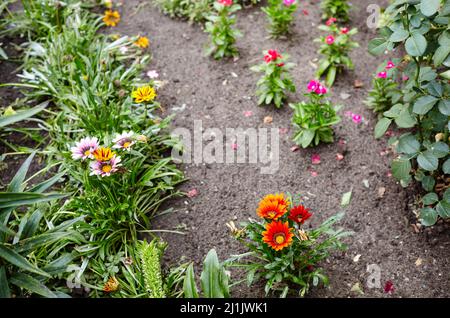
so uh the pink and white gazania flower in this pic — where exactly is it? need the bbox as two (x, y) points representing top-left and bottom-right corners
(112, 131), (135, 151)
(90, 155), (122, 177)
(283, 0), (296, 6)
(377, 71), (387, 79)
(326, 35), (335, 45)
(385, 61), (395, 69)
(70, 137), (99, 160)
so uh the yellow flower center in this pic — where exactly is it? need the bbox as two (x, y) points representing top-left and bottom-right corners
(123, 141), (131, 149)
(274, 233), (286, 245)
(84, 150), (91, 156)
(267, 211), (277, 218)
(102, 165), (112, 173)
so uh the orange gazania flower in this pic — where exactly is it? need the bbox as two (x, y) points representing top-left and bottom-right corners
(288, 205), (312, 225)
(103, 10), (120, 27)
(257, 199), (287, 220)
(260, 193), (290, 207)
(93, 147), (114, 162)
(103, 276), (119, 293)
(134, 36), (149, 49)
(262, 221), (294, 251)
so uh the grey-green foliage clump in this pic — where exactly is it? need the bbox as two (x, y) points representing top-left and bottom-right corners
(138, 240), (166, 298)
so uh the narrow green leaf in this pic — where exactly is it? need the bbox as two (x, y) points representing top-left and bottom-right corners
(0, 102), (48, 128)
(0, 245), (50, 277)
(9, 273), (56, 298)
(183, 263), (199, 298)
(0, 266), (11, 298)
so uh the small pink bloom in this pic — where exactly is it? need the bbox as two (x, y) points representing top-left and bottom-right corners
(377, 71), (387, 79)
(340, 27), (349, 34)
(264, 50), (282, 63)
(231, 143), (238, 150)
(336, 153), (344, 161)
(325, 17), (337, 26)
(146, 70), (159, 79)
(315, 84), (327, 95)
(384, 281), (395, 293)
(89, 155), (122, 177)
(302, 9), (309, 15)
(311, 154), (321, 165)
(187, 189), (198, 198)
(326, 35), (335, 45)
(70, 137), (99, 160)
(218, 0), (232, 6)
(307, 80), (319, 92)
(386, 61), (395, 69)
(310, 170), (318, 177)
(283, 0), (295, 6)
(243, 110), (253, 117)
(402, 75), (409, 81)
(387, 171), (392, 177)
(352, 114), (362, 124)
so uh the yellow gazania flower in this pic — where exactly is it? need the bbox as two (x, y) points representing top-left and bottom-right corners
(103, 10), (120, 27)
(134, 36), (150, 49)
(93, 147), (114, 162)
(103, 276), (119, 293)
(131, 86), (157, 103)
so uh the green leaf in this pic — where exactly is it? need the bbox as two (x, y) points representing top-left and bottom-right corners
(200, 249), (228, 298)
(183, 263), (199, 298)
(14, 231), (76, 254)
(444, 189), (450, 203)
(433, 45), (450, 66)
(0, 245), (50, 277)
(422, 175), (435, 192)
(325, 66), (337, 87)
(340, 190), (352, 207)
(395, 108), (417, 128)
(374, 118), (392, 139)
(0, 266), (11, 298)
(417, 151), (439, 171)
(9, 273), (56, 298)
(0, 192), (68, 209)
(420, 0), (440, 16)
(420, 207), (437, 226)
(443, 158), (450, 174)
(437, 100), (450, 116)
(389, 29), (409, 42)
(405, 33), (427, 56)
(0, 222), (16, 237)
(368, 38), (388, 56)
(7, 152), (35, 192)
(430, 142), (449, 158)
(413, 96), (438, 114)
(397, 134), (420, 154)
(0, 102), (48, 128)
(300, 130), (315, 148)
(422, 193), (439, 205)
(391, 158), (411, 181)
(436, 201), (450, 218)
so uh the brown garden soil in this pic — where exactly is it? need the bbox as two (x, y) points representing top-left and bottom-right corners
(2, 0), (450, 298)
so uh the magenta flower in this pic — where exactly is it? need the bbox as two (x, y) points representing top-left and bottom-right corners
(315, 84), (327, 95)
(326, 35), (335, 45)
(325, 17), (337, 26)
(352, 114), (362, 124)
(384, 281), (395, 293)
(311, 154), (321, 165)
(283, 0), (295, 6)
(218, 0), (233, 6)
(70, 137), (99, 160)
(341, 27), (349, 34)
(90, 155), (122, 177)
(377, 71), (387, 79)
(386, 61), (395, 69)
(307, 80), (319, 92)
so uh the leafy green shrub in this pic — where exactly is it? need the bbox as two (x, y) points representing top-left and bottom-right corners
(320, 0), (351, 22)
(315, 19), (359, 87)
(152, 0), (213, 23)
(262, 0), (297, 39)
(205, 0), (242, 59)
(227, 193), (349, 297)
(368, 0), (450, 226)
(250, 50), (296, 108)
(291, 80), (341, 148)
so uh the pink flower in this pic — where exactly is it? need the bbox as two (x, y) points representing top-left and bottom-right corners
(377, 71), (387, 79)
(187, 188), (198, 198)
(402, 75), (409, 81)
(231, 143), (238, 150)
(311, 154), (321, 165)
(283, 0), (295, 6)
(243, 110), (253, 117)
(112, 131), (135, 151)
(326, 35), (335, 45)
(352, 114), (362, 124)
(325, 17), (337, 26)
(90, 155), (122, 177)
(146, 70), (159, 79)
(315, 84), (327, 95)
(340, 27), (349, 34)
(310, 170), (318, 177)
(307, 80), (319, 92)
(336, 153), (344, 161)
(264, 50), (281, 63)
(384, 281), (395, 293)
(70, 137), (99, 160)
(386, 61), (395, 69)
(218, 0), (232, 6)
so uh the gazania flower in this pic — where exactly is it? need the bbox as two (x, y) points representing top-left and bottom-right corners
(113, 131), (135, 151)
(283, 0), (295, 6)
(326, 35), (335, 45)
(218, 0), (233, 6)
(257, 199), (287, 220)
(134, 36), (149, 49)
(103, 276), (119, 293)
(341, 27), (349, 34)
(131, 86), (157, 103)
(103, 10), (120, 27)
(264, 50), (282, 63)
(93, 147), (115, 162)
(288, 205), (312, 224)
(262, 221), (294, 251)
(260, 193), (290, 208)
(386, 61), (395, 69)
(326, 17), (337, 26)
(90, 155), (121, 177)
(377, 71), (387, 79)
(70, 137), (99, 160)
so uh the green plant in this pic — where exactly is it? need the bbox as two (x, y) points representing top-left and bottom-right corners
(291, 80), (341, 148)
(261, 0), (297, 39)
(368, 0), (450, 226)
(0, 153), (85, 298)
(315, 20), (359, 87)
(365, 60), (402, 116)
(250, 50), (296, 108)
(204, 0), (242, 59)
(227, 193), (349, 297)
(138, 239), (165, 298)
(183, 249), (230, 298)
(0, 101), (48, 129)
(152, 0), (213, 23)
(320, 0), (351, 22)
